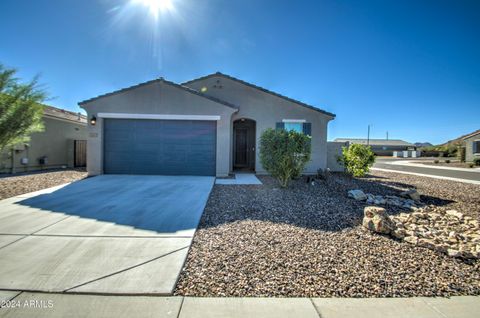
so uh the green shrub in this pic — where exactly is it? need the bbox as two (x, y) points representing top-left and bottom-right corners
(474, 158), (480, 166)
(259, 128), (312, 187)
(469, 163), (475, 168)
(434, 159), (439, 164)
(337, 144), (375, 177)
(445, 159), (450, 164)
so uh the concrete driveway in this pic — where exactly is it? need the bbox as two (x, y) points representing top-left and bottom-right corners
(0, 175), (214, 295)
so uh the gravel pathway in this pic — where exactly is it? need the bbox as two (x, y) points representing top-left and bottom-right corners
(0, 169), (87, 200)
(175, 171), (480, 297)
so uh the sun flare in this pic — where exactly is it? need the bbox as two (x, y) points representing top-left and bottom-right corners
(131, 0), (174, 18)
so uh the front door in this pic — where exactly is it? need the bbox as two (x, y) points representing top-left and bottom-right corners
(233, 119), (255, 171)
(235, 128), (248, 168)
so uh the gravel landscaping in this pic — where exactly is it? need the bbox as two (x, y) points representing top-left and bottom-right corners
(175, 171), (480, 297)
(0, 169), (87, 199)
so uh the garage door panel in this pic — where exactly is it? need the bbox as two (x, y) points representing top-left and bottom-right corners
(104, 119), (216, 175)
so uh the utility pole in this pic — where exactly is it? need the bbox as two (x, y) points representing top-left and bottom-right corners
(367, 125), (371, 146)
(386, 131), (389, 140)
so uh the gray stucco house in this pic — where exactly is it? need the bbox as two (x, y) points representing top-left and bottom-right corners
(462, 130), (480, 163)
(79, 72), (335, 177)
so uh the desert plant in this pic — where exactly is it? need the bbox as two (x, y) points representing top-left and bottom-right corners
(259, 128), (311, 187)
(434, 159), (439, 164)
(0, 64), (47, 151)
(445, 159), (450, 164)
(469, 163), (474, 168)
(474, 158), (480, 166)
(337, 144), (375, 177)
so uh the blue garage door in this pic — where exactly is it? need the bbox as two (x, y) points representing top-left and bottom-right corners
(104, 119), (216, 176)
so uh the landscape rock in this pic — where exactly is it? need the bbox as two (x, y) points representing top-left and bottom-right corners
(348, 189), (367, 201)
(348, 189), (423, 210)
(446, 210), (464, 219)
(362, 206), (396, 234)
(390, 206), (480, 259)
(400, 189), (421, 201)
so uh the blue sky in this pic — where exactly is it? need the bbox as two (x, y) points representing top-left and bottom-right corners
(1, 0), (479, 144)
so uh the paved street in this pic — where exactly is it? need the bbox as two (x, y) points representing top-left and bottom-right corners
(373, 158), (480, 183)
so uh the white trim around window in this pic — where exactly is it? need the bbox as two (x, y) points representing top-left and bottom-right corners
(97, 113), (221, 121)
(282, 119), (306, 123)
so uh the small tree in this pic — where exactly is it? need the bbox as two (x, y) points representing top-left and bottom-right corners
(260, 128), (311, 187)
(0, 64), (47, 151)
(338, 144), (375, 177)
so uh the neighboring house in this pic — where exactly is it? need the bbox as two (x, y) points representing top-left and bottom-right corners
(79, 72), (336, 177)
(0, 105), (88, 174)
(333, 138), (415, 156)
(461, 130), (480, 163)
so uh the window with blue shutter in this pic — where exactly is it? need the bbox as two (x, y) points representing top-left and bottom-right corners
(302, 122), (312, 136)
(276, 121), (312, 137)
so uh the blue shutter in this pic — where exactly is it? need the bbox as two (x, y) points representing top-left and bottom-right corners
(303, 123), (312, 136)
(276, 122), (285, 130)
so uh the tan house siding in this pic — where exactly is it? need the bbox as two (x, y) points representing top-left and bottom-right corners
(184, 75), (334, 174)
(0, 116), (87, 173)
(464, 133), (480, 163)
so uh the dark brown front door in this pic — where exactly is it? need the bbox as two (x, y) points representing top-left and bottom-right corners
(233, 119), (255, 171)
(235, 128), (248, 167)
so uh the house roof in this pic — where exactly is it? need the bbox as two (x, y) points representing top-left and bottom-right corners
(43, 105), (87, 124)
(333, 138), (414, 147)
(78, 78), (239, 110)
(460, 129), (480, 140)
(182, 72), (336, 118)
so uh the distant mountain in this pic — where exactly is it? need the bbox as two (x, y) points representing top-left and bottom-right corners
(414, 142), (433, 147)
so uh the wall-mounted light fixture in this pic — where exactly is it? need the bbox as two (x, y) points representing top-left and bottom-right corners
(90, 115), (97, 126)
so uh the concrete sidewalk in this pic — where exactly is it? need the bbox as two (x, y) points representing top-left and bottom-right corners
(0, 292), (478, 318)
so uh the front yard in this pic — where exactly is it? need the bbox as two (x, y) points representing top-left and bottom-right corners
(0, 169), (87, 199)
(175, 171), (480, 297)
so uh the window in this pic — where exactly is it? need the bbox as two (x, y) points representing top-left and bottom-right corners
(284, 122), (303, 133)
(276, 120), (312, 136)
(474, 140), (480, 154)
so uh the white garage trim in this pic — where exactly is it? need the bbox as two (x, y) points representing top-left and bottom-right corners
(97, 113), (221, 121)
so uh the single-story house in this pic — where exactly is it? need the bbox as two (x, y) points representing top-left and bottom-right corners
(333, 138), (415, 156)
(0, 105), (88, 174)
(461, 130), (480, 163)
(79, 72), (336, 177)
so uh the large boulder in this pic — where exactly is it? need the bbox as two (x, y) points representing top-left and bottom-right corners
(348, 189), (367, 201)
(362, 206), (396, 234)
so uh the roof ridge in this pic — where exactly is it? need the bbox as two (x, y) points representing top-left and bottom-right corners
(78, 77), (239, 110)
(182, 72), (335, 118)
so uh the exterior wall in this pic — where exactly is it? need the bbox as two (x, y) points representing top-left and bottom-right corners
(0, 117), (87, 173)
(327, 141), (347, 172)
(369, 145), (412, 156)
(80, 81), (236, 177)
(185, 76), (334, 174)
(464, 134), (480, 162)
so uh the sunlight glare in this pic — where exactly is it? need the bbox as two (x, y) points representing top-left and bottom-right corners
(131, 0), (174, 19)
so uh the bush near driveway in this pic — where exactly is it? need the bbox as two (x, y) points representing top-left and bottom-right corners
(259, 128), (311, 188)
(338, 144), (375, 177)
